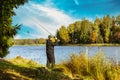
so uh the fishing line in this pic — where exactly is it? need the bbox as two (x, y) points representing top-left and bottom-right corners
(20, 5), (54, 36)
(31, 18), (53, 36)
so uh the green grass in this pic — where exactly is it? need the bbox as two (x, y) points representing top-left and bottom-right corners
(0, 56), (71, 80)
(8, 56), (40, 68)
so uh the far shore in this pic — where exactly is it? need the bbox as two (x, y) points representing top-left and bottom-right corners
(13, 43), (120, 46)
(63, 43), (120, 46)
(13, 44), (46, 46)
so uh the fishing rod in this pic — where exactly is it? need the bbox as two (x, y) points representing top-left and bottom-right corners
(20, 6), (55, 37)
(37, 22), (53, 36)
(31, 18), (54, 37)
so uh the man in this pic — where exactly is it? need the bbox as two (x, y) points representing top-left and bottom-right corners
(46, 35), (57, 68)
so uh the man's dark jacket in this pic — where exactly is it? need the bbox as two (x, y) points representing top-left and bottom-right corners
(46, 39), (56, 63)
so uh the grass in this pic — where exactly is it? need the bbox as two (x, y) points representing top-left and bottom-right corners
(0, 51), (120, 80)
(9, 56), (40, 68)
(56, 51), (120, 80)
(0, 56), (71, 80)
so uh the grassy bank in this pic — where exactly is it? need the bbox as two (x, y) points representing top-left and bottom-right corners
(0, 56), (71, 80)
(0, 51), (120, 80)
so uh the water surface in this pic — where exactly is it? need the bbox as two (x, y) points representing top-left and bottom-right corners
(6, 46), (120, 65)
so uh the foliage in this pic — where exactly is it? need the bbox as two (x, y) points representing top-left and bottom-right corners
(90, 30), (97, 43)
(14, 38), (46, 45)
(0, 0), (28, 58)
(80, 19), (92, 43)
(61, 51), (120, 80)
(56, 14), (120, 44)
(112, 30), (120, 43)
(57, 26), (70, 44)
(67, 21), (81, 43)
(100, 15), (111, 43)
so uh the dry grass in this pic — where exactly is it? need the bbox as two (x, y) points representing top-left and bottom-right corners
(57, 51), (120, 80)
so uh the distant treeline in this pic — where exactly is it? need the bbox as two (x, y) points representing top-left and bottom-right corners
(14, 38), (46, 45)
(56, 15), (120, 44)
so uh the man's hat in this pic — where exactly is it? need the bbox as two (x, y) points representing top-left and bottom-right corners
(48, 35), (52, 39)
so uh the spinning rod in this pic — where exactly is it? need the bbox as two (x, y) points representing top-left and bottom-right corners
(23, 18), (54, 37)
(21, 6), (54, 37)
(35, 20), (53, 36)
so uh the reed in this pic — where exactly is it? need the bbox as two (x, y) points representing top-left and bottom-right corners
(60, 51), (120, 80)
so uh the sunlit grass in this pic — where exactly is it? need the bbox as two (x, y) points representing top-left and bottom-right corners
(0, 51), (120, 80)
(0, 56), (71, 80)
(8, 56), (41, 68)
(56, 51), (120, 80)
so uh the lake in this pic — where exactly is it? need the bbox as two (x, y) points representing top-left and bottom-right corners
(6, 46), (120, 65)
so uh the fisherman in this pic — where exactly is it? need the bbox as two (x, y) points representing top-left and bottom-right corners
(46, 35), (57, 68)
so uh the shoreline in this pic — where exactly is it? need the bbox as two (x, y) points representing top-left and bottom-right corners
(63, 43), (120, 46)
(13, 43), (120, 46)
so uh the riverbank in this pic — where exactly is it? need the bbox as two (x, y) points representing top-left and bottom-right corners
(62, 43), (120, 46)
(13, 43), (120, 46)
(13, 44), (45, 46)
(0, 51), (120, 80)
(0, 56), (71, 80)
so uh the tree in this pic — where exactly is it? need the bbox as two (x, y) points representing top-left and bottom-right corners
(0, 0), (28, 58)
(79, 19), (92, 43)
(113, 32), (120, 43)
(73, 21), (81, 43)
(56, 14), (120, 44)
(116, 15), (120, 21)
(91, 17), (101, 43)
(90, 30), (97, 43)
(67, 21), (81, 44)
(99, 15), (111, 43)
(67, 23), (75, 43)
(57, 26), (70, 44)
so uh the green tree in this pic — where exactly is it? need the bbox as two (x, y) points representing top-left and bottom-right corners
(56, 14), (120, 44)
(109, 16), (116, 42)
(73, 21), (81, 43)
(91, 17), (101, 43)
(57, 26), (70, 44)
(67, 23), (75, 43)
(116, 15), (120, 21)
(0, 0), (28, 58)
(99, 15), (111, 43)
(56, 29), (60, 39)
(79, 19), (92, 43)
(67, 21), (81, 44)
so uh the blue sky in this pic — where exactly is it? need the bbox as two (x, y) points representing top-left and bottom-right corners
(13, 0), (120, 39)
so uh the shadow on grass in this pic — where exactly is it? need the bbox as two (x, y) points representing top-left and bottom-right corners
(0, 59), (71, 80)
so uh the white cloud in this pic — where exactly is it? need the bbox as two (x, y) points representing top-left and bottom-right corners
(14, 35), (23, 39)
(74, 0), (79, 6)
(13, 1), (76, 39)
